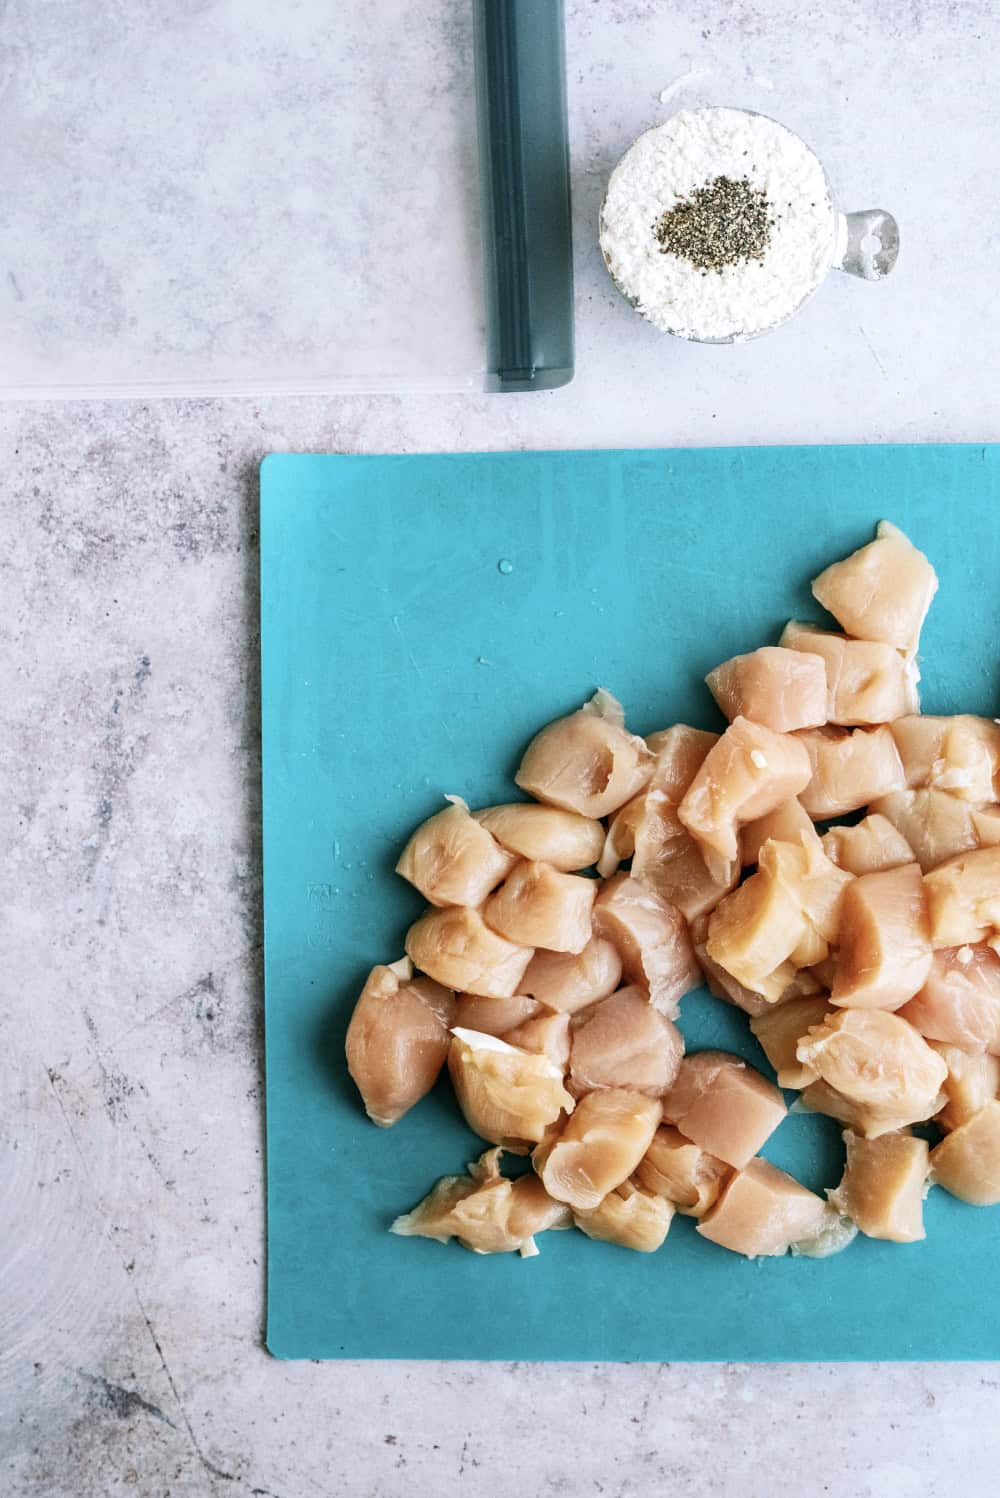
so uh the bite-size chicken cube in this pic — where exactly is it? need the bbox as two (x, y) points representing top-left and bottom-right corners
(661, 1051), (786, 1169)
(569, 986), (684, 1097)
(474, 802), (605, 871)
(780, 620), (918, 724)
(346, 958), (457, 1126)
(929, 1100), (1000, 1205)
(396, 797), (516, 906)
(515, 689), (653, 818)
(448, 1028), (575, 1151)
(406, 905), (533, 996)
(635, 1124), (731, 1216)
(928, 1042), (1000, 1131)
(697, 1157), (847, 1258)
(797, 725), (906, 818)
(705, 645), (828, 733)
(830, 864), (932, 1011)
(828, 1130), (929, 1242)
(810, 519), (937, 656)
(520, 937), (623, 1014)
(924, 846), (1000, 948)
(741, 798), (820, 866)
(796, 1009), (947, 1131)
(898, 945), (1000, 1053)
(593, 872), (701, 1017)
(390, 1148), (572, 1255)
(890, 714), (1000, 803)
(678, 716), (812, 874)
(504, 1010), (571, 1069)
(483, 860), (595, 954)
(750, 995), (834, 1087)
(705, 865), (807, 1003)
(872, 787), (1000, 873)
(535, 1089), (662, 1211)
(643, 724), (720, 797)
(822, 814), (915, 876)
(573, 1179), (675, 1252)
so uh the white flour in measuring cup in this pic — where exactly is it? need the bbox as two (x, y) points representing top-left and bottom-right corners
(600, 107), (839, 342)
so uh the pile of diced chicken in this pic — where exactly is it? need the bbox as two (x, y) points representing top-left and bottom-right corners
(346, 522), (1000, 1260)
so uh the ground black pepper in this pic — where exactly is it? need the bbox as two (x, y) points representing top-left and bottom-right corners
(652, 175), (772, 272)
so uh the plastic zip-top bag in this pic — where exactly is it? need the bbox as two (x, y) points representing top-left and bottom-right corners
(0, 0), (570, 397)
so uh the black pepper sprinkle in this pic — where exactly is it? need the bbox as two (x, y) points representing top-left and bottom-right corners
(652, 175), (772, 273)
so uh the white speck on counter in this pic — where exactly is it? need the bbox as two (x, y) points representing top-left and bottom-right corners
(600, 107), (837, 341)
(658, 69), (711, 104)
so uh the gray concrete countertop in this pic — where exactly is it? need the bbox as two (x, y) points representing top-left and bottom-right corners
(4, 3), (1000, 1495)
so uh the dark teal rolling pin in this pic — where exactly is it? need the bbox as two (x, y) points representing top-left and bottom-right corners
(473, 0), (574, 392)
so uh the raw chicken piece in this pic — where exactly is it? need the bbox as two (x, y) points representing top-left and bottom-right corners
(831, 864), (932, 1011)
(598, 793), (647, 876)
(928, 1042), (1000, 1131)
(396, 797), (516, 907)
(798, 1077), (942, 1139)
(758, 835), (854, 949)
(705, 646), (828, 734)
(483, 860), (596, 954)
(898, 945), (1000, 1053)
(573, 1179), (675, 1252)
(828, 1130), (928, 1242)
(677, 716), (812, 873)
(593, 872), (701, 1017)
(810, 519), (938, 656)
(741, 798), (820, 867)
(890, 715), (1000, 802)
(569, 986), (684, 1097)
(697, 1157), (843, 1258)
(346, 958), (457, 1126)
(635, 1124), (730, 1216)
(822, 814), (915, 876)
(705, 867), (806, 1003)
(924, 846), (1000, 948)
(520, 937), (623, 1014)
(535, 1089), (662, 1211)
(929, 1100), (1000, 1204)
(448, 1029), (575, 1150)
(406, 905), (533, 997)
(644, 724), (719, 798)
(628, 796), (738, 922)
(808, 952), (839, 990)
(796, 1010), (947, 1129)
(780, 620), (918, 724)
(661, 1051), (786, 1169)
(694, 935), (781, 1017)
(453, 993), (543, 1037)
(797, 725), (905, 818)
(601, 730), (738, 917)
(750, 996), (834, 1087)
(390, 1148), (572, 1255)
(474, 803), (604, 872)
(515, 690), (654, 819)
(505, 1010), (571, 1069)
(872, 788), (999, 873)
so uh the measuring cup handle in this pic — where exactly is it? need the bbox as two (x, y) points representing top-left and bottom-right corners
(834, 210), (900, 281)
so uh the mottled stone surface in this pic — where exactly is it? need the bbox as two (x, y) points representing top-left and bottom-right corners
(4, 0), (1000, 1493)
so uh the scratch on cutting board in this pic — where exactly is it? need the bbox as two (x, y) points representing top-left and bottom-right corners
(859, 325), (888, 379)
(391, 614), (425, 683)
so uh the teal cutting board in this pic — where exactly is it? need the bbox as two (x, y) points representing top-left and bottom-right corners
(261, 445), (1000, 1361)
